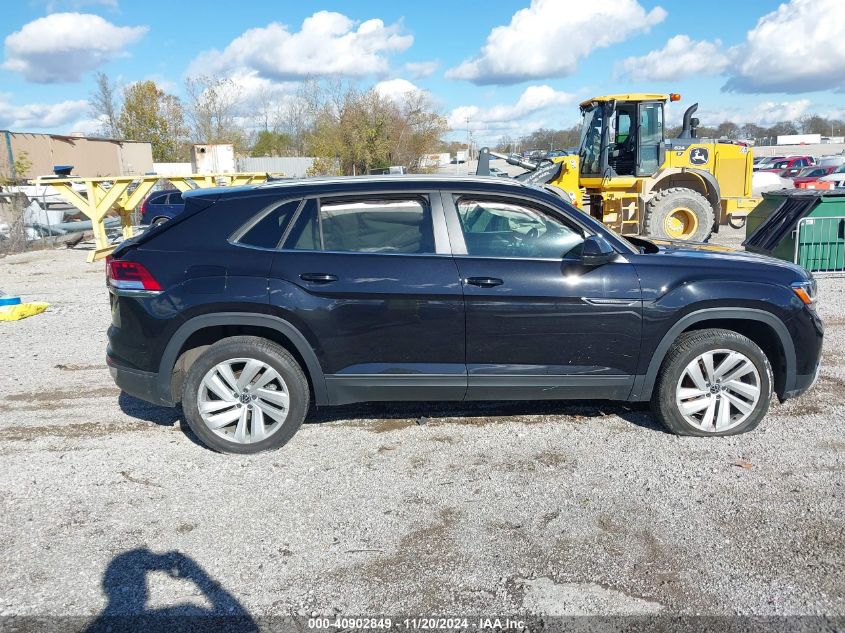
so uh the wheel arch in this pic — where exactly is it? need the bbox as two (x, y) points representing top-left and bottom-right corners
(630, 308), (795, 402)
(157, 312), (328, 406)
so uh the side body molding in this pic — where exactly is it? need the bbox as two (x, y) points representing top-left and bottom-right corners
(157, 312), (328, 405)
(628, 307), (796, 401)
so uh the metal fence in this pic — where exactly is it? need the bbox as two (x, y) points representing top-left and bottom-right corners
(794, 216), (845, 276)
(0, 192), (28, 255)
(235, 157), (316, 177)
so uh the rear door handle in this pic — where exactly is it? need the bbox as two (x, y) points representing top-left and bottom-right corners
(299, 273), (338, 284)
(465, 277), (504, 288)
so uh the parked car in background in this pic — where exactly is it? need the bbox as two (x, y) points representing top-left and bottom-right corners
(757, 156), (815, 174)
(816, 155), (845, 169)
(819, 163), (845, 188)
(139, 189), (185, 225)
(488, 167), (510, 178)
(753, 156), (785, 171)
(791, 165), (838, 187)
(106, 175), (823, 453)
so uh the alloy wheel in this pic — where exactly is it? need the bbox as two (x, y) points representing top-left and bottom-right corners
(675, 349), (761, 432)
(197, 357), (290, 444)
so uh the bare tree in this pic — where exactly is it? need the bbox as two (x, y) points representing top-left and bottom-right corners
(184, 75), (246, 150)
(89, 71), (119, 138)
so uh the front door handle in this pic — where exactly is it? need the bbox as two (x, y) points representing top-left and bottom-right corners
(465, 277), (503, 288)
(300, 273), (338, 284)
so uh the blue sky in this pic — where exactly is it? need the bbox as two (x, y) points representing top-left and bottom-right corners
(2, 0), (844, 144)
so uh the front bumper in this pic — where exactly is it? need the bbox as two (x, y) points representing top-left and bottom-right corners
(782, 361), (822, 401)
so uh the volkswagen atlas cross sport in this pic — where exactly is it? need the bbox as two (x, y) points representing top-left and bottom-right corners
(106, 176), (823, 454)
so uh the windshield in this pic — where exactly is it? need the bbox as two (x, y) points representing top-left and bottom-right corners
(579, 104), (605, 176)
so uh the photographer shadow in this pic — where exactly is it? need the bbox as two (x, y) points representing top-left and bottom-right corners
(85, 548), (257, 633)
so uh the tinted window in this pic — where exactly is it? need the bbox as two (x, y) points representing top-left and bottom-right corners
(638, 102), (663, 175)
(286, 199), (320, 250)
(317, 197), (434, 254)
(455, 197), (584, 259)
(237, 199), (301, 249)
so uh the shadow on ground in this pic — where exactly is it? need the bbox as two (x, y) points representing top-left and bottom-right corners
(85, 548), (256, 632)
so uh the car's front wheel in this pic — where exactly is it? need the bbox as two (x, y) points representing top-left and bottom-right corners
(652, 328), (773, 436)
(182, 336), (309, 453)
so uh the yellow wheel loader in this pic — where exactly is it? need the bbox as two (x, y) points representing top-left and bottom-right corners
(477, 93), (760, 241)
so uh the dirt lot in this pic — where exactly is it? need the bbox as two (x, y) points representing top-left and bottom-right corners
(0, 228), (843, 627)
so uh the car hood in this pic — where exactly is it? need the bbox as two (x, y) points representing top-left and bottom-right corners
(636, 237), (810, 277)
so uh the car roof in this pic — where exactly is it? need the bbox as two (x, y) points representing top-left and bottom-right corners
(182, 174), (536, 200)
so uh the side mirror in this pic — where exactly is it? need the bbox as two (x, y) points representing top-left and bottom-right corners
(580, 235), (616, 267)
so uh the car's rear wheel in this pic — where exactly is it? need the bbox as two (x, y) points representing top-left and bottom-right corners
(182, 336), (309, 454)
(652, 328), (772, 436)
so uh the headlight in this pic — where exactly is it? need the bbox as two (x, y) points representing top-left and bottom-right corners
(791, 279), (817, 306)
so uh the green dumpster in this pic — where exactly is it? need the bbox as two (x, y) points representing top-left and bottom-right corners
(744, 189), (845, 274)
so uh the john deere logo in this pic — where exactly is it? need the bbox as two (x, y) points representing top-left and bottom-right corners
(689, 147), (709, 165)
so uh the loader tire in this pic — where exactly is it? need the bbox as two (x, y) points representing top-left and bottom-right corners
(644, 187), (714, 242)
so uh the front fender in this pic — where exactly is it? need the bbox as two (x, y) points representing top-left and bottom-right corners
(630, 279), (800, 401)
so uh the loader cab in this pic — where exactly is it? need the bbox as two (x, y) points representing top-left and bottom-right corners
(579, 96), (666, 179)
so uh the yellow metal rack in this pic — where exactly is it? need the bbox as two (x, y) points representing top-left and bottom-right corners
(35, 172), (272, 261)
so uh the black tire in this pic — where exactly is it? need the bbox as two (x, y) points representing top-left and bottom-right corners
(728, 214), (747, 230)
(181, 336), (309, 454)
(651, 328), (773, 437)
(644, 187), (715, 242)
(152, 216), (169, 226)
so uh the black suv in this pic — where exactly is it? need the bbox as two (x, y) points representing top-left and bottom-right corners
(106, 176), (823, 453)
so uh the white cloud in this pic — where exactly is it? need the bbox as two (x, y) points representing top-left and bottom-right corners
(404, 60), (439, 79)
(2, 13), (147, 83)
(447, 85), (574, 136)
(723, 0), (845, 93)
(189, 11), (412, 81)
(445, 0), (666, 85)
(373, 78), (421, 104)
(675, 99), (813, 128)
(0, 95), (90, 130)
(617, 35), (729, 82)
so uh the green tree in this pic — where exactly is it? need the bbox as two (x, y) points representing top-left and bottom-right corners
(117, 81), (185, 162)
(251, 130), (293, 157)
(0, 151), (32, 185)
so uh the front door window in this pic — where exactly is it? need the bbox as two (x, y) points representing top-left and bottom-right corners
(455, 198), (585, 260)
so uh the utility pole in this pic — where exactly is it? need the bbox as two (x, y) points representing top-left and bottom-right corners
(466, 117), (471, 163)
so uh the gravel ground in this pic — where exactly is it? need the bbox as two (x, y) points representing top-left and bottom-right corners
(0, 228), (843, 628)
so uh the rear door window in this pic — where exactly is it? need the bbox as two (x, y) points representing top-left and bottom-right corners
(284, 196), (435, 254)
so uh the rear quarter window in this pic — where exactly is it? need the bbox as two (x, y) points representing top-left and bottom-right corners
(235, 198), (302, 249)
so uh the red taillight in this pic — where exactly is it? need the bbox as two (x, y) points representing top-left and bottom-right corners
(107, 259), (162, 291)
(140, 201), (147, 216)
